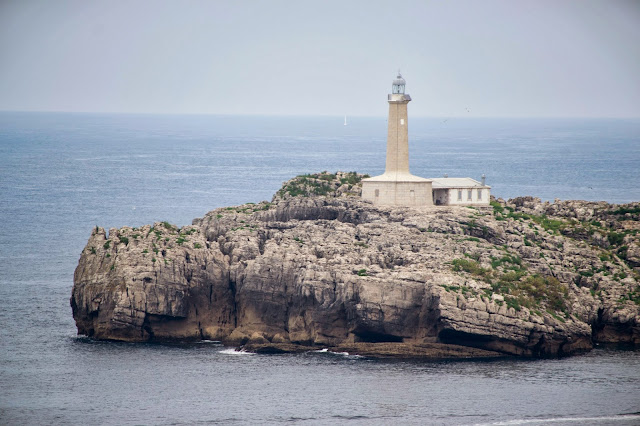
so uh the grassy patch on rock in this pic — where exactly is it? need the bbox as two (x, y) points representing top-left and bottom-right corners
(450, 255), (568, 313)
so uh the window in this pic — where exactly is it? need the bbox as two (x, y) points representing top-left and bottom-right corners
(375, 189), (379, 197)
(467, 190), (472, 201)
(457, 190), (462, 201)
(477, 189), (482, 200)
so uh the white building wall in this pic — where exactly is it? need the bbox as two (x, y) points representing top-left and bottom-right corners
(362, 181), (433, 206)
(444, 187), (490, 206)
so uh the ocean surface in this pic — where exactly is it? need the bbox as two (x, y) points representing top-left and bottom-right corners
(1, 112), (639, 425)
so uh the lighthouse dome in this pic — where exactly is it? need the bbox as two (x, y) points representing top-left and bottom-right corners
(393, 73), (406, 86)
(392, 72), (406, 94)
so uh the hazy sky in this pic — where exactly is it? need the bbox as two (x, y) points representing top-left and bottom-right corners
(1, 0), (639, 117)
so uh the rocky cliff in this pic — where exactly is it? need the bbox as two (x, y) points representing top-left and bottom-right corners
(72, 172), (640, 358)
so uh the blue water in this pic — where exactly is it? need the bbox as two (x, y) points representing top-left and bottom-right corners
(1, 112), (639, 425)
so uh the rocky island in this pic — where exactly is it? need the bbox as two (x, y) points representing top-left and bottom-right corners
(72, 172), (640, 358)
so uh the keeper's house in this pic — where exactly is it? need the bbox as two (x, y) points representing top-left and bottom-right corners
(432, 177), (491, 206)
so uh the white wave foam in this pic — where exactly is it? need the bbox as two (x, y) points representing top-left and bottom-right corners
(314, 348), (361, 357)
(218, 348), (255, 355)
(478, 413), (640, 425)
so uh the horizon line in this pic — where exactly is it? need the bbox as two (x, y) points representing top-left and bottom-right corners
(1, 109), (639, 120)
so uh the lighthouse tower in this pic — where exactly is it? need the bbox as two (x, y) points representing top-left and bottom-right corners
(361, 73), (433, 206)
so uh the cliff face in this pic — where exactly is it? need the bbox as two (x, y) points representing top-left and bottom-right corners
(72, 172), (640, 357)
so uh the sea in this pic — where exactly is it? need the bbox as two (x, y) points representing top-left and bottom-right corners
(1, 112), (639, 425)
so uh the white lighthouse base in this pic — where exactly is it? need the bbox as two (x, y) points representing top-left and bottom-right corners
(361, 173), (433, 207)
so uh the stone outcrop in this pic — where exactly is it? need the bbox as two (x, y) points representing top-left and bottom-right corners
(71, 172), (640, 358)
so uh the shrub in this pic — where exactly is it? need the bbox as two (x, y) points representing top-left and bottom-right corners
(357, 269), (368, 276)
(533, 215), (566, 234)
(340, 172), (362, 186)
(451, 258), (491, 278)
(608, 232), (625, 246)
(490, 200), (504, 214)
(103, 240), (111, 249)
(119, 236), (129, 246)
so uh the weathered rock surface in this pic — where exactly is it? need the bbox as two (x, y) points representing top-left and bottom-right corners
(72, 172), (640, 358)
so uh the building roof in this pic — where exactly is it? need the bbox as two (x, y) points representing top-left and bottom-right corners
(393, 73), (406, 86)
(364, 171), (431, 183)
(431, 177), (490, 189)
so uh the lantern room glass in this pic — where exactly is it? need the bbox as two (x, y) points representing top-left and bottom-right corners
(392, 83), (405, 94)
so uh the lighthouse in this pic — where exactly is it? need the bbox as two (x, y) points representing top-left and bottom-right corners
(361, 73), (433, 206)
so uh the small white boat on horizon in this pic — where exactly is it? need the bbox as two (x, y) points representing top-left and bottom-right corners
(344, 115), (347, 126)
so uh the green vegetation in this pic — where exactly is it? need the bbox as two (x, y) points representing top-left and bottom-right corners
(354, 241), (369, 248)
(608, 231), (625, 246)
(451, 258), (491, 278)
(609, 206), (640, 215)
(193, 242), (202, 249)
(278, 173), (335, 197)
(152, 258), (157, 263)
(293, 236), (304, 245)
(90, 246), (97, 255)
(118, 236), (129, 246)
(450, 253), (568, 313)
(216, 214), (223, 218)
(339, 172), (363, 186)
(628, 286), (640, 305)
(176, 236), (187, 245)
(103, 240), (111, 249)
(490, 200), (504, 214)
(491, 204), (569, 235)
(441, 284), (461, 292)
(357, 268), (368, 276)
(490, 254), (524, 272)
(142, 249), (148, 254)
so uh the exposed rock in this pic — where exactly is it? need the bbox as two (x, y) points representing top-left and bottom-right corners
(71, 172), (640, 358)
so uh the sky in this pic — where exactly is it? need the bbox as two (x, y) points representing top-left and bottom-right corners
(0, 0), (639, 117)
